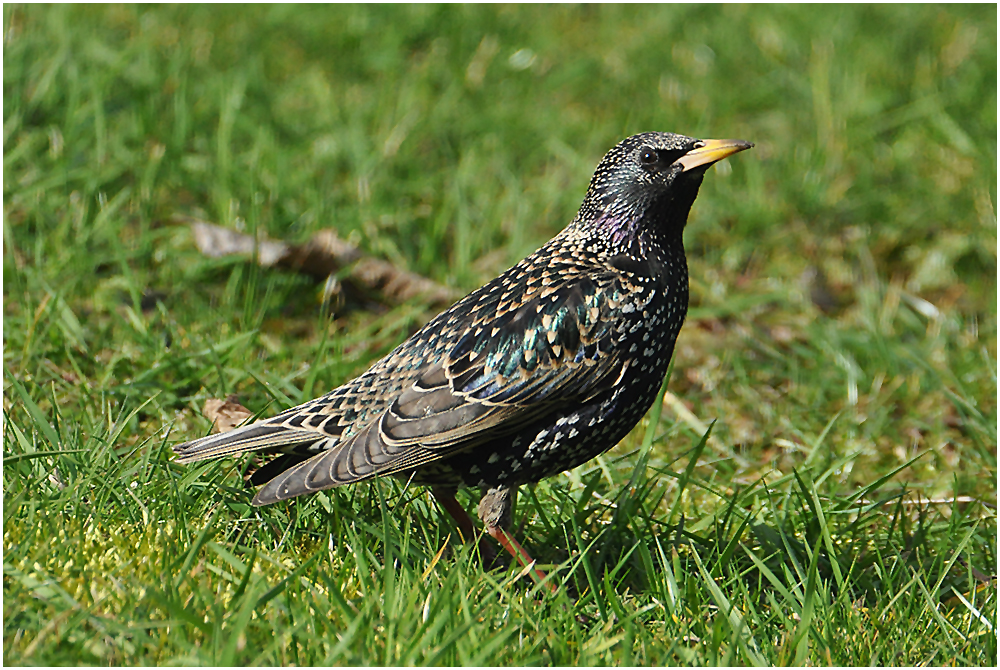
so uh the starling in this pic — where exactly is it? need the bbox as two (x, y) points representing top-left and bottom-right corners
(174, 132), (752, 586)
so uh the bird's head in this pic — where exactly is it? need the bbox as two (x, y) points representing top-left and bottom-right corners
(577, 131), (752, 245)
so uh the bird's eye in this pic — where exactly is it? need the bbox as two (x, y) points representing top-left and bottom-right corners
(639, 148), (658, 165)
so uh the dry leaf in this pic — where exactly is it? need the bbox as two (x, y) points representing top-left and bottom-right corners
(202, 394), (254, 433)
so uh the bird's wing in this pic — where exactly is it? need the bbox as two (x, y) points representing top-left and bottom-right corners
(252, 272), (640, 505)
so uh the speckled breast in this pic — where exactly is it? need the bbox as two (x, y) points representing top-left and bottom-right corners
(406, 264), (687, 490)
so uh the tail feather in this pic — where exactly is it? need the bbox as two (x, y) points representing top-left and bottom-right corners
(248, 453), (313, 486)
(173, 423), (334, 463)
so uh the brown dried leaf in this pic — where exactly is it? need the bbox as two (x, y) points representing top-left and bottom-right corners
(202, 394), (254, 434)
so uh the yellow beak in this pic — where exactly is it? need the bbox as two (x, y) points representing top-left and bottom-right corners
(676, 138), (753, 172)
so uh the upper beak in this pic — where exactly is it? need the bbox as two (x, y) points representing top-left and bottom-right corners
(676, 138), (753, 172)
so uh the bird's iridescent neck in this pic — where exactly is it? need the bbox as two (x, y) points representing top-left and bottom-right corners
(572, 195), (686, 259)
(577, 172), (704, 256)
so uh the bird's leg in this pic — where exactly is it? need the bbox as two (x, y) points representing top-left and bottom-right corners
(478, 486), (557, 593)
(431, 487), (498, 567)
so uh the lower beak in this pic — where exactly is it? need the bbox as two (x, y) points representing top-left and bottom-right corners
(677, 138), (753, 172)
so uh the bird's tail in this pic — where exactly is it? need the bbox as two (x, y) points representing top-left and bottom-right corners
(173, 423), (332, 464)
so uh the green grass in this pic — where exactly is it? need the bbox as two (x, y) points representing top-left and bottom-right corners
(3, 4), (996, 665)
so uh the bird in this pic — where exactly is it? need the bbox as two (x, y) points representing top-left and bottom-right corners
(174, 131), (752, 587)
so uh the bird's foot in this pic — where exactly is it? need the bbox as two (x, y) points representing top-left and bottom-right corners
(487, 524), (558, 594)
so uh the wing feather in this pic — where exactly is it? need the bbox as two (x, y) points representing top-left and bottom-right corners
(179, 270), (637, 506)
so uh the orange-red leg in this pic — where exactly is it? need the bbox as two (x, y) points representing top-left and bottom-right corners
(487, 524), (557, 593)
(434, 485), (557, 593)
(432, 487), (498, 566)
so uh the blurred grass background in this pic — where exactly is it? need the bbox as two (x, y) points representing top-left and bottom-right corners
(3, 4), (996, 665)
